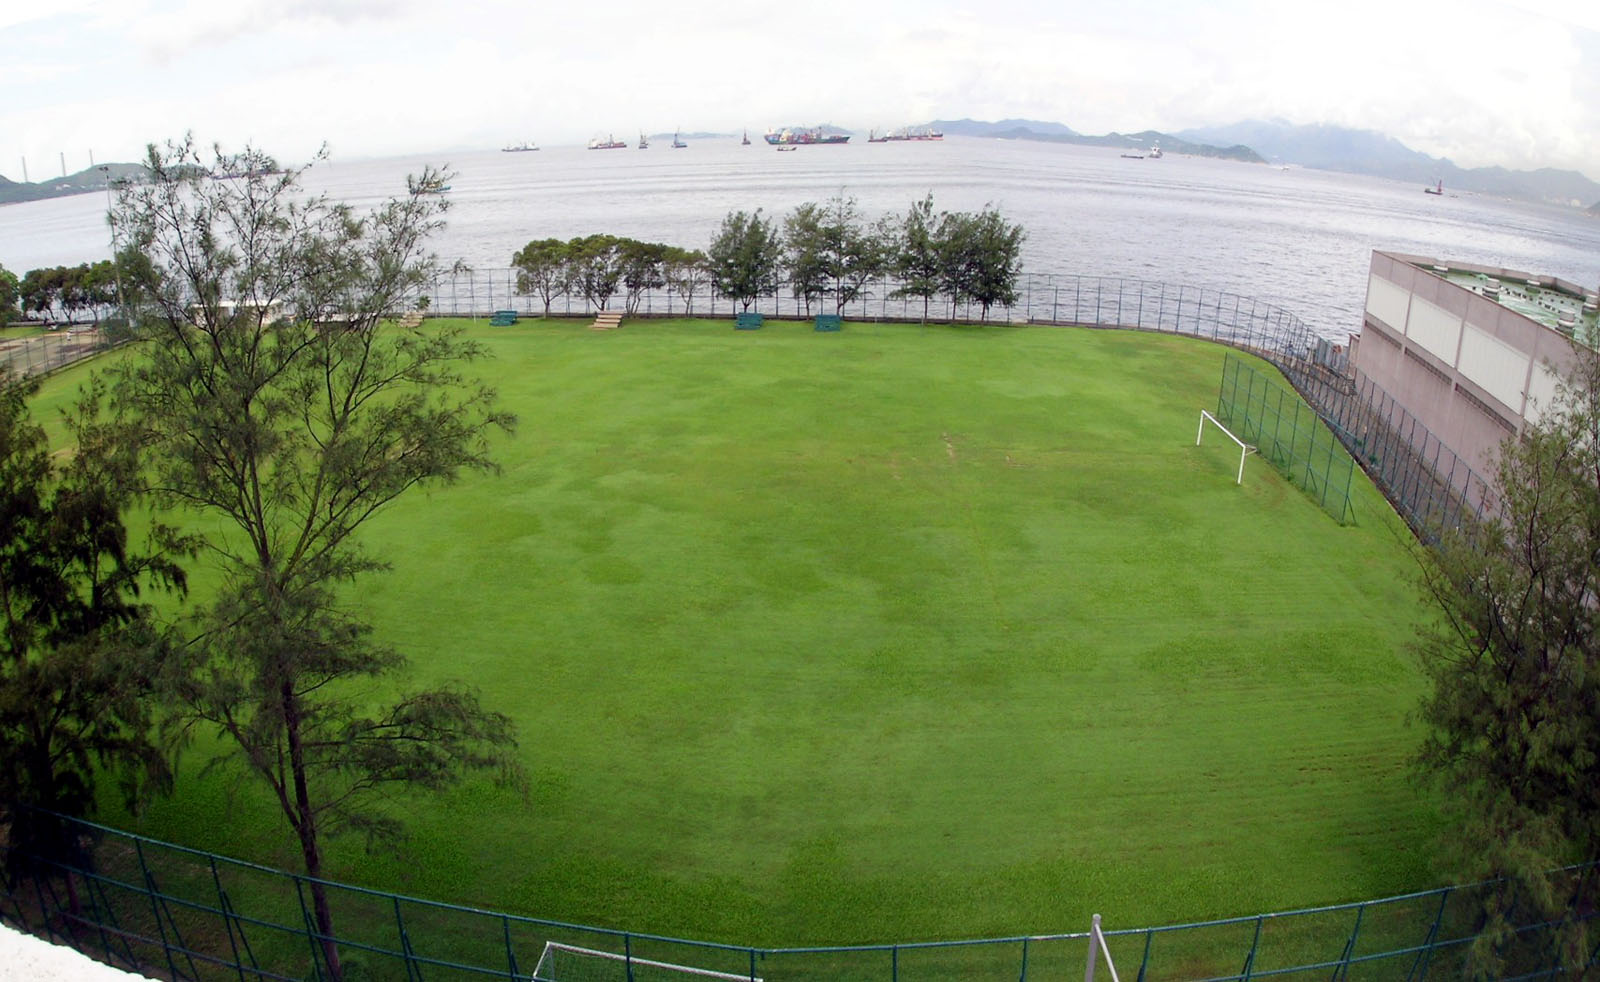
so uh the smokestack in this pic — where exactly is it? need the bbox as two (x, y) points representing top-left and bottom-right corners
(19, 157), (26, 183)
(60, 151), (66, 177)
(89, 149), (95, 166)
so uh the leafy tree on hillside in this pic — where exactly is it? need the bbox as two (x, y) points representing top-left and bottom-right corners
(512, 238), (571, 316)
(707, 209), (781, 313)
(1414, 348), (1600, 977)
(0, 369), (189, 879)
(110, 137), (523, 982)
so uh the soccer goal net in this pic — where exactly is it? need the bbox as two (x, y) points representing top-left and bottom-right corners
(1195, 409), (1256, 485)
(531, 942), (762, 982)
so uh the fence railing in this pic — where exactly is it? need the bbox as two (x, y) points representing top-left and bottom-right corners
(1216, 354), (1357, 523)
(8, 265), (1500, 537)
(2, 810), (1596, 982)
(0, 326), (115, 379)
(427, 265), (1486, 534)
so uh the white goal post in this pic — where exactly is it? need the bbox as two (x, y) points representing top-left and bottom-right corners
(1195, 410), (1256, 485)
(532, 941), (763, 982)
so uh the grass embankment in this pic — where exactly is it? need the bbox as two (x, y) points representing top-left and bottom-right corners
(45, 317), (1439, 949)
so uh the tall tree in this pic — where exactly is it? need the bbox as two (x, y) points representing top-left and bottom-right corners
(511, 238), (571, 317)
(816, 195), (891, 317)
(0, 263), (21, 325)
(707, 209), (781, 313)
(618, 239), (669, 316)
(939, 206), (1025, 322)
(566, 234), (626, 311)
(0, 369), (189, 879)
(1414, 347), (1600, 977)
(109, 137), (522, 981)
(663, 248), (710, 316)
(892, 194), (943, 323)
(782, 202), (830, 315)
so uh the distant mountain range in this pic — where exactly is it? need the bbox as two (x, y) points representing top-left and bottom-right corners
(1175, 120), (1600, 208)
(926, 117), (1599, 211)
(8, 122), (1598, 212)
(927, 119), (1263, 163)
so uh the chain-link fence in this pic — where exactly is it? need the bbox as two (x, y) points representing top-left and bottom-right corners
(0, 327), (114, 379)
(3, 810), (1596, 982)
(1215, 354), (1356, 523)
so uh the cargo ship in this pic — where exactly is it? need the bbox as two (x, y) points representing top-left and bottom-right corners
(587, 135), (627, 150)
(764, 127), (850, 146)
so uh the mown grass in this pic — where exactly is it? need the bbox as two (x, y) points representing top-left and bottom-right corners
(43, 317), (1440, 952)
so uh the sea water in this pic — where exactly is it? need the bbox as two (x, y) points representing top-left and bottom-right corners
(2, 137), (1596, 341)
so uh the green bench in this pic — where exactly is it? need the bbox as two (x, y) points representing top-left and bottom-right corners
(814, 314), (842, 332)
(489, 310), (518, 326)
(735, 312), (763, 330)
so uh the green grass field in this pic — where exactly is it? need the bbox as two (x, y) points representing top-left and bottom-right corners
(45, 317), (1441, 949)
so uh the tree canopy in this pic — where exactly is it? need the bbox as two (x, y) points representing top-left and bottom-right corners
(1414, 347), (1600, 976)
(707, 209), (782, 313)
(0, 369), (188, 876)
(110, 136), (522, 981)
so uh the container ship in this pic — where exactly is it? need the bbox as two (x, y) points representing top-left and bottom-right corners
(763, 127), (850, 146)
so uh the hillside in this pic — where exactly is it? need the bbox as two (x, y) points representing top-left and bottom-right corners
(928, 118), (1263, 162)
(1175, 119), (1600, 208)
(0, 162), (146, 206)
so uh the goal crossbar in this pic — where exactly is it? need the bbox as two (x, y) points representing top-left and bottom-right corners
(1196, 409), (1257, 485)
(533, 941), (763, 982)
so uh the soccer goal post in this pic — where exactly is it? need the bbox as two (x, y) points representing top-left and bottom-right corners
(532, 941), (763, 982)
(1196, 409), (1256, 485)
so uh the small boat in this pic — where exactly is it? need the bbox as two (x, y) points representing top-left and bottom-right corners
(588, 135), (627, 150)
(741, 130), (751, 146)
(409, 181), (450, 196)
(1424, 179), (1443, 195)
(867, 129), (888, 144)
(1120, 152), (1145, 159)
(775, 146), (798, 152)
(1148, 142), (1163, 159)
(672, 130), (687, 149)
(639, 132), (649, 149)
(501, 141), (539, 152)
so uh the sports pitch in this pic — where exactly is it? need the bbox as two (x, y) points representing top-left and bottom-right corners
(96, 318), (1439, 946)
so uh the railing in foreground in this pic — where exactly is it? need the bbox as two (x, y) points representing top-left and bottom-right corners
(2, 810), (1596, 982)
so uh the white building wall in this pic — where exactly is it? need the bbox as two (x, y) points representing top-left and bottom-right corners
(1458, 323), (1531, 413)
(1404, 297), (1462, 365)
(1365, 274), (1411, 331)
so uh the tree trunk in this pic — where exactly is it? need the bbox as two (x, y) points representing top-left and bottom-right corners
(285, 683), (343, 981)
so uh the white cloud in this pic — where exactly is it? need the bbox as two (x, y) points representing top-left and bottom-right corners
(1, 0), (1596, 179)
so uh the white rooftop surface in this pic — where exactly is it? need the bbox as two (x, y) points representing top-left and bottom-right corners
(0, 924), (156, 981)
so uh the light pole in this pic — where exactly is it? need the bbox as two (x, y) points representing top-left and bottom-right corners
(97, 165), (127, 326)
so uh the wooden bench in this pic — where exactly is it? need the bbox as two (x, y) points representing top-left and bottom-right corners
(489, 310), (518, 326)
(735, 312), (763, 330)
(814, 314), (842, 332)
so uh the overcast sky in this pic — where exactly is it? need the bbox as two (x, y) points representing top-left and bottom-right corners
(3, 0), (1598, 180)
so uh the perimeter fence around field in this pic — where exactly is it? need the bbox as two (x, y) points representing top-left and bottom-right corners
(1215, 354), (1356, 524)
(3, 810), (1597, 982)
(423, 264), (1488, 533)
(0, 327), (115, 379)
(16, 266), (1496, 534)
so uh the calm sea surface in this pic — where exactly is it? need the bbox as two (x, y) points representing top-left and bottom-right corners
(3, 137), (1597, 341)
